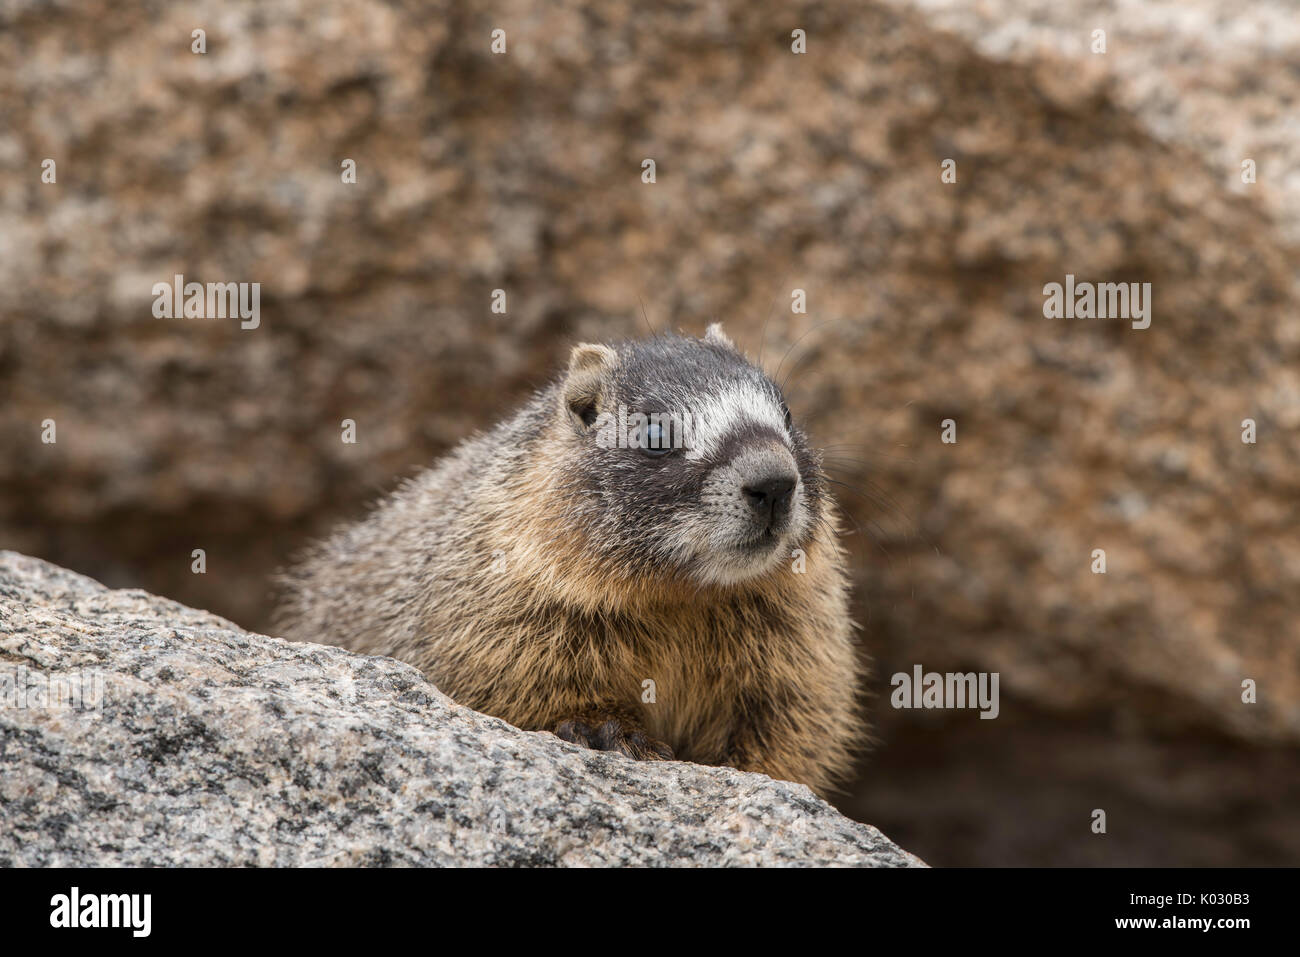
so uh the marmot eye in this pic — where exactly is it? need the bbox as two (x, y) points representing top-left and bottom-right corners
(639, 421), (673, 457)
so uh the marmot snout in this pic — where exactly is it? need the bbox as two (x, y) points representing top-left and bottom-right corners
(275, 324), (865, 795)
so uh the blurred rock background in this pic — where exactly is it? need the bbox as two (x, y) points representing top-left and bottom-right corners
(1, 0), (1296, 864)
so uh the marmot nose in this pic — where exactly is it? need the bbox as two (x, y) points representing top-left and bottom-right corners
(742, 474), (797, 524)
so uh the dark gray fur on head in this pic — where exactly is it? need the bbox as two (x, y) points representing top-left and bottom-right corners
(539, 329), (828, 587)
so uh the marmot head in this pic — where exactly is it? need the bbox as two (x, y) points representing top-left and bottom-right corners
(553, 325), (829, 587)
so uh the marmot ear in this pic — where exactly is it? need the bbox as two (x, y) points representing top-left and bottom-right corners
(562, 342), (618, 429)
(704, 322), (736, 350)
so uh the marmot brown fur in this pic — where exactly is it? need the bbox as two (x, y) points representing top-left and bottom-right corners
(275, 325), (865, 795)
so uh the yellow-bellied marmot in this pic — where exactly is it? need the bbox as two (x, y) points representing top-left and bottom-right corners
(275, 325), (865, 795)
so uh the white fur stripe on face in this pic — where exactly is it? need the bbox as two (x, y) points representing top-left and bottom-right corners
(685, 382), (788, 461)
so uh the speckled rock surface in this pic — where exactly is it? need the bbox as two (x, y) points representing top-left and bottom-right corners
(0, 551), (923, 867)
(885, 0), (1300, 242)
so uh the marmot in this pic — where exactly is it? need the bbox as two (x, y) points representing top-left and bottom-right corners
(275, 325), (865, 795)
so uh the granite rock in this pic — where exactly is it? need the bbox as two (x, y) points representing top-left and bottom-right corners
(0, 551), (923, 867)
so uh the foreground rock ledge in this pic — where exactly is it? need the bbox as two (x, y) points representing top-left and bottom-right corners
(0, 552), (922, 867)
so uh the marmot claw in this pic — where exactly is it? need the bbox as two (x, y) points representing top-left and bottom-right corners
(554, 717), (674, 762)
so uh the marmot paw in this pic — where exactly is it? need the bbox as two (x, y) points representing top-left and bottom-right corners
(554, 717), (674, 761)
